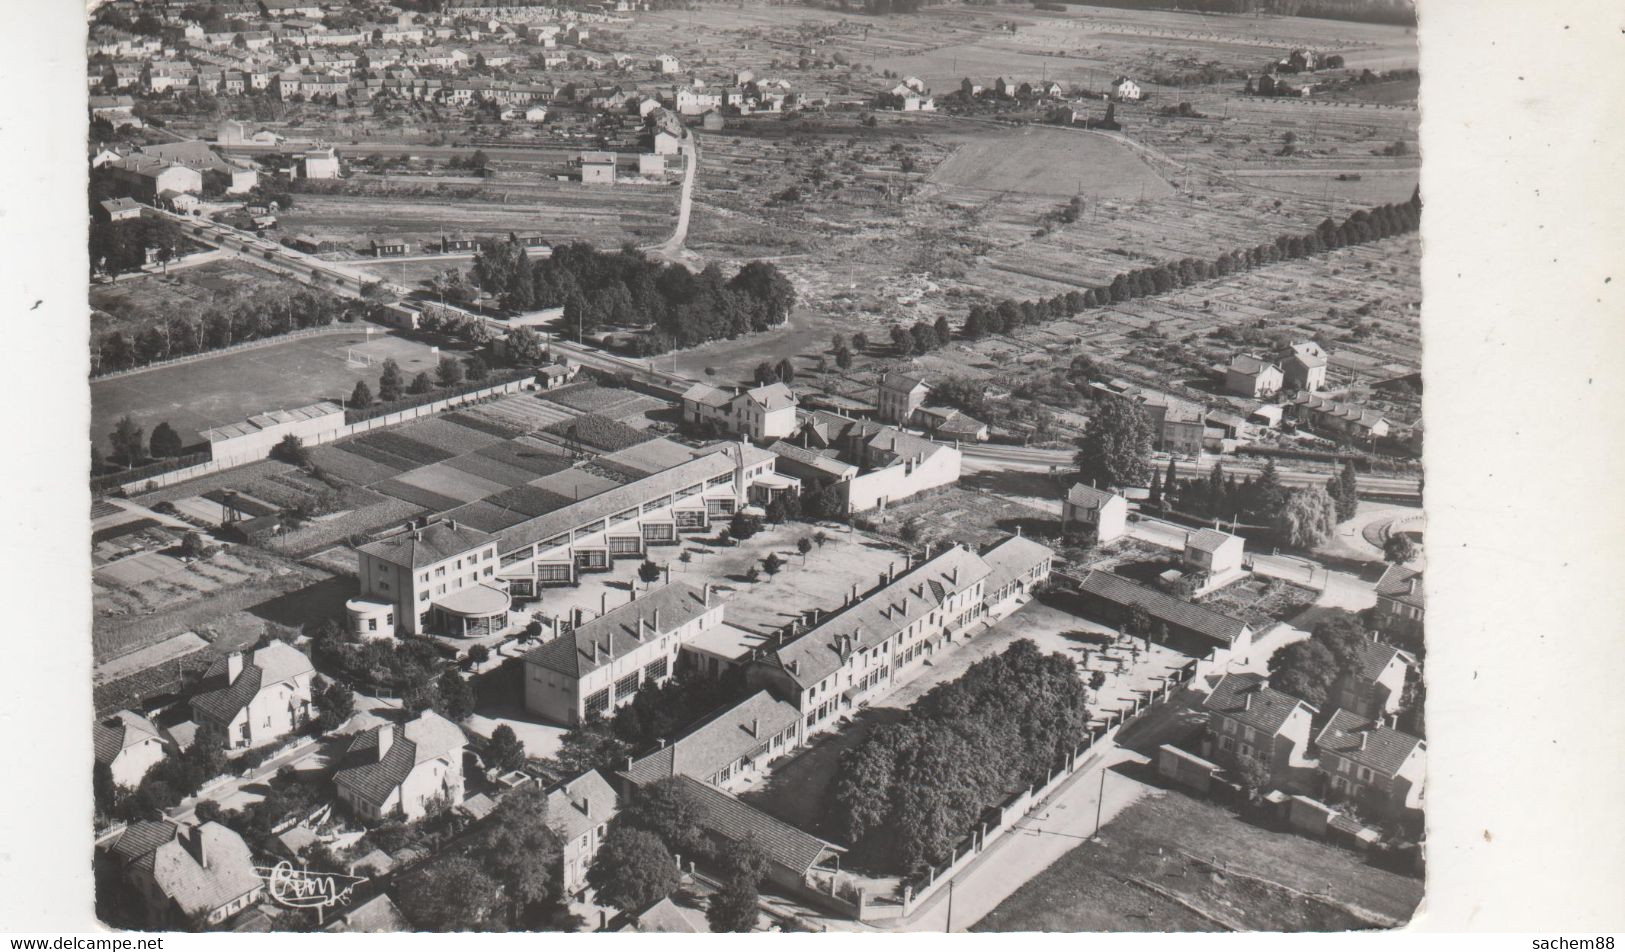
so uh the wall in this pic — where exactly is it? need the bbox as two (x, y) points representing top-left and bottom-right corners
(844, 445), (961, 513)
(118, 378), (529, 494)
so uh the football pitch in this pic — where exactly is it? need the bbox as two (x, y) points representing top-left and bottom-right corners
(90, 327), (454, 452)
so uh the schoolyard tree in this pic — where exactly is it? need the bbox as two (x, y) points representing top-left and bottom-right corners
(378, 358), (404, 401)
(409, 371), (435, 395)
(349, 380), (373, 407)
(638, 559), (663, 588)
(587, 828), (680, 914)
(487, 723), (527, 772)
(109, 415), (145, 468)
(1074, 396), (1153, 490)
(434, 669), (476, 722)
(762, 552), (784, 576)
(797, 537), (813, 563)
(464, 353), (490, 381)
(435, 354), (466, 388)
(1383, 533), (1417, 565)
(554, 713), (631, 777)
(148, 421), (184, 459)
(728, 511), (761, 541)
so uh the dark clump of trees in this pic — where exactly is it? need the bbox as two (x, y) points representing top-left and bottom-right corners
(957, 196), (1421, 342)
(1267, 611), (1379, 709)
(91, 284), (350, 377)
(467, 238), (795, 355)
(829, 639), (1091, 875)
(552, 670), (753, 779)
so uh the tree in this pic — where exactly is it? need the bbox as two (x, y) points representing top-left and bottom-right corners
(774, 357), (796, 384)
(1234, 750), (1273, 800)
(487, 723), (527, 772)
(1273, 485), (1337, 549)
(434, 669), (476, 722)
(473, 784), (565, 927)
(588, 827), (680, 913)
(638, 559), (663, 587)
(399, 856), (502, 931)
(890, 324), (912, 355)
(409, 371), (435, 395)
(1245, 459), (1288, 525)
(797, 537), (813, 563)
(467, 643), (491, 666)
(899, 518), (923, 545)
(619, 777), (708, 859)
(349, 380), (373, 407)
(834, 345), (852, 370)
(148, 421), (184, 459)
(270, 434), (308, 466)
(180, 531), (208, 560)
(933, 313), (952, 345)
(1074, 397), (1153, 490)
(753, 361), (778, 385)
(378, 358), (404, 401)
(728, 511), (761, 541)
(554, 713), (630, 777)
(707, 835), (769, 932)
(109, 415), (145, 469)
(813, 530), (829, 549)
(312, 676), (355, 733)
(1383, 534), (1417, 565)
(851, 331), (869, 352)
(435, 354), (466, 388)
(1267, 639), (1340, 708)
(762, 552), (784, 576)
(507, 326), (546, 365)
(464, 354), (489, 381)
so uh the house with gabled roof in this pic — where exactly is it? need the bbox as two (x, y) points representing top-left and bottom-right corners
(747, 545), (990, 737)
(1313, 709), (1425, 824)
(1225, 353), (1285, 398)
(547, 769), (619, 900)
(979, 533), (1055, 614)
(522, 582), (723, 726)
(1201, 672), (1319, 793)
(103, 821), (263, 929)
(189, 642), (314, 749)
(666, 775), (846, 904)
(876, 371), (930, 423)
(1062, 483), (1127, 543)
(356, 518), (506, 638)
(1283, 341), (1329, 392)
(1373, 564), (1423, 637)
(95, 710), (168, 789)
(682, 382), (798, 442)
(1074, 570), (1254, 659)
(1183, 527), (1246, 586)
(1290, 391), (1391, 440)
(1332, 637), (1416, 720)
(910, 405), (988, 442)
(334, 710), (467, 821)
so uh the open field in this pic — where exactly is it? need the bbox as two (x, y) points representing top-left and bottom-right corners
(972, 785), (1422, 931)
(90, 326), (455, 451)
(929, 125), (1173, 200)
(91, 258), (306, 338)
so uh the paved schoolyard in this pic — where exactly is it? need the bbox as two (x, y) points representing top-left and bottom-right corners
(90, 327), (453, 451)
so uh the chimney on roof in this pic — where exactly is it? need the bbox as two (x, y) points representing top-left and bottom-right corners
(1359, 731), (1369, 750)
(750, 717), (759, 738)
(887, 562), (896, 584)
(448, 519), (458, 531)
(658, 737), (667, 749)
(413, 530), (424, 542)
(593, 641), (603, 663)
(637, 616), (646, 641)
(579, 794), (591, 816)
(703, 583), (712, 607)
(377, 723), (394, 759)
(924, 541), (933, 560)
(663, 565), (670, 585)
(789, 659), (799, 676)
(181, 824), (209, 869)
(1243, 693), (1253, 712)
(226, 651), (244, 684)
(626, 755), (634, 770)
(601, 593), (607, 616)
(849, 582), (858, 605)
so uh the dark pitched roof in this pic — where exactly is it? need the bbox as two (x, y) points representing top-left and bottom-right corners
(1228, 354), (1279, 376)
(979, 534), (1054, 599)
(109, 820), (178, 869)
(1203, 672), (1317, 736)
(621, 691), (801, 786)
(671, 776), (841, 876)
(1187, 528), (1241, 553)
(522, 582), (711, 679)
(1077, 570), (1250, 647)
(334, 711), (466, 810)
(1374, 565), (1424, 609)
(95, 710), (163, 766)
(1066, 483), (1121, 510)
(546, 769), (619, 842)
(190, 662), (262, 724)
(1354, 639), (1412, 682)
(1315, 709), (1423, 778)
(878, 371), (928, 393)
(358, 520), (496, 568)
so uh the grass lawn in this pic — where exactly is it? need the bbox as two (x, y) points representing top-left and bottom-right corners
(90, 326), (456, 452)
(973, 786), (1422, 932)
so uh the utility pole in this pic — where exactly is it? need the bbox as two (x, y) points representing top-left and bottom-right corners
(1093, 766), (1106, 837)
(946, 877), (955, 932)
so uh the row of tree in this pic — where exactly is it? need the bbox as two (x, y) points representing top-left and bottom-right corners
(829, 639), (1092, 875)
(960, 195), (1422, 343)
(467, 238), (796, 354)
(92, 287), (352, 376)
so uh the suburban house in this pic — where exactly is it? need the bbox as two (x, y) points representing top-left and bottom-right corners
(780, 411), (961, 513)
(910, 405), (988, 442)
(1201, 672), (1319, 793)
(681, 382), (798, 442)
(137, 140), (258, 194)
(580, 151), (617, 184)
(1183, 527), (1247, 590)
(1373, 565), (1424, 637)
(95, 710), (168, 790)
(1061, 483), (1128, 544)
(1290, 392), (1391, 440)
(1283, 341), (1329, 392)
(106, 155), (202, 202)
(1334, 638), (1417, 720)
(1313, 709), (1426, 825)
(333, 711), (466, 822)
(522, 582), (724, 726)
(1225, 354), (1285, 397)
(1110, 76), (1142, 101)
(370, 238), (412, 257)
(876, 371), (930, 424)
(618, 690), (803, 793)
(1138, 394), (1206, 457)
(189, 642), (315, 750)
(546, 769), (619, 901)
(747, 545), (991, 737)
(355, 519), (507, 638)
(96, 197), (144, 223)
(979, 534), (1055, 615)
(103, 821), (263, 929)
(1073, 570), (1253, 660)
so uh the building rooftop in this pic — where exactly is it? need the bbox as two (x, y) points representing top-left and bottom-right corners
(766, 440), (858, 480)
(1187, 528), (1242, 554)
(334, 711), (466, 810)
(1315, 709), (1424, 779)
(1229, 354), (1280, 376)
(545, 769), (619, 843)
(1066, 483), (1121, 511)
(358, 519), (497, 569)
(94, 710), (163, 767)
(1077, 570), (1250, 647)
(191, 642), (312, 724)
(742, 382), (796, 412)
(878, 370), (928, 394)
(620, 691), (801, 787)
(1203, 672), (1317, 737)
(980, 534), (1055, 600)
(681, 382), (732, 409)
(669, 775), (842, 876)
(1374, 565), (1424, 610)
(435, 582), (511, 617)
(522, 581), (713, 679)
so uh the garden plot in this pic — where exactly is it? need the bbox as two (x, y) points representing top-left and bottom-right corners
(928, 126), (1173, 201)
(307, 445), (412, 486)
(392, 462), (511, 504)
(463, 394), (580, 432)
(441, 452), (542, 488)
(394, 416), (505, 456)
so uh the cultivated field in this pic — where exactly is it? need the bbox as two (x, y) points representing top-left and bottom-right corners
(91, 258), (300, 338)
(928, 125), (1173, 200)
(972, 785), (1422, 931)
(90, 326), (455, 451)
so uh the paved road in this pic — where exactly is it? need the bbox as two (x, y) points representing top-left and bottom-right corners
(653, 134), (698, 263)
(962, 443), (1420, 496)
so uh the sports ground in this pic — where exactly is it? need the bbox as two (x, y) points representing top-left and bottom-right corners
(90, 327), (451, 452)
